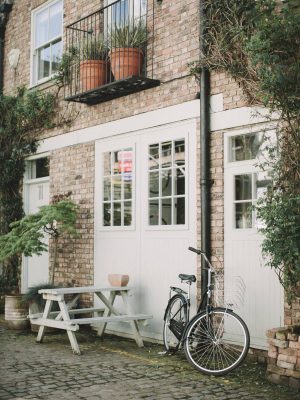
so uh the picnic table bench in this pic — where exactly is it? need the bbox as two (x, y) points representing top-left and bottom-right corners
(29, 286), (152, 355)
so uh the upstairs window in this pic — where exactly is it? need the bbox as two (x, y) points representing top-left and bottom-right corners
(31, 0), (63, 85)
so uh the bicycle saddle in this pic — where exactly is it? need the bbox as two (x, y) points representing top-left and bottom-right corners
(179, 274), (196, 283)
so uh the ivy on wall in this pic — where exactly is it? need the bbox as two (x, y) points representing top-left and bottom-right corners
(0, 87), (56, 292)
(191, 0), (300, 299)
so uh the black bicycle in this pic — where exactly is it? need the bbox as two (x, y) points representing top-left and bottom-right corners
(163, 247), (250, 376)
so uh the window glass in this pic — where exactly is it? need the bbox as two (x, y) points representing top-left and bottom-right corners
(49, 1), (63, 39)
(35, 8), (48, 47)
(233, 171), (272, 229)
(229, 133), (263, 162)
(38, 45), (51, 80)
(147, 139), (186, 226)
(29, 157), (49, 179)
(33, 0), (63, 84)
(102, 148), (134, 227)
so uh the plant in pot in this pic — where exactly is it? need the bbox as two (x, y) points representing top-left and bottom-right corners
(79, 34), (109, 91)
(0, 198), (78, 330)
(109, 20), (147, 80)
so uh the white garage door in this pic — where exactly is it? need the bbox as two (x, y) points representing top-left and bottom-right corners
(94, 121), (197, 341)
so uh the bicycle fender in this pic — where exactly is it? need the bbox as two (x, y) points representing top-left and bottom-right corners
(163, 294), (187, 321)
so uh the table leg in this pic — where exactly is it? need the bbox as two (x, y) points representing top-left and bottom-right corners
(58, 299), (81, 355)
(36, 299), (53, 343)
(55, 294), (80, 321)
(121, 292), (144, 348)
(95, 291), (117, 338)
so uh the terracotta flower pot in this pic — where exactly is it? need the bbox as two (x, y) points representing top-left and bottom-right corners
(80, 60), (108, 91)
(108, 274), (129, 287)
(109, 48), (144, 80)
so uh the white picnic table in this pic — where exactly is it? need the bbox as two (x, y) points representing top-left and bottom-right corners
(29, 286), (153, 355)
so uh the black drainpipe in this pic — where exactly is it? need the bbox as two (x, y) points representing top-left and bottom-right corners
(0, 1), (13, 93)
(199, 0), (211, 306)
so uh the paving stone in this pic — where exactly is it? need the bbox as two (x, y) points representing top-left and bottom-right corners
(0, 320), (298, 400)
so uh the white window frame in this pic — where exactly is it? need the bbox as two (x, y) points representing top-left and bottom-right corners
(30, 0), (63, 86)
(143, 128), (189, 232)
(97, 140), (136, 232)
(225, 128), (275, 231)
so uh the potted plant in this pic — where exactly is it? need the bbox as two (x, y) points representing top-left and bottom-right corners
(0, 198), (78, 329)
(21, 283), (59, 332)
(79, 35), (109, 91)
(109, 21), (147, 80)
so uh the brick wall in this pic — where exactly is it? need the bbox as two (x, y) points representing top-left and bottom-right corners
(267, 327), (300, 390)
(49, 142), (95, 289)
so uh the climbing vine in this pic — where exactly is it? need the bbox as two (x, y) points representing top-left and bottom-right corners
(191, 0), (300, 298)
(0, 87), (56, 292)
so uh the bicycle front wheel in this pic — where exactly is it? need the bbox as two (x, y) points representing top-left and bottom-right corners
(163, 294), (188, 351)
(184, 308), (250, 376)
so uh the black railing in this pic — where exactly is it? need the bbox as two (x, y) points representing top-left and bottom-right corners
(64, 0), (159, 105)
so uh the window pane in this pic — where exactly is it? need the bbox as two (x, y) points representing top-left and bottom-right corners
(112, 0), (129, 26)
(149, 171), (159, 198)
(103, 152), (111, 175)
(113, 151), (119, 174)
(149, 143), (159, 170)
(103, 203), (111, 226)
(149, 200), (159, 225)
(255, 172), (272, 200)
(174, 140), (185, 166)
(38, 45), (51, 80)
(174, 167), (185, 195)
(103, 178), (111, 201)
(113, 202), (121, 226)
(124, 201), (132, 226)
(174, 197), (185, 225)
(161, 198), (172, 225)
(124, 177), (132, 200)
(235, 203), (252, 229)
(161, 169), (172, 197)
(35, 8), (48, 47)
(235, 175), (252, 201)
(161, 141), (172, 168)
(49, 1), (63, 40)
(230, 134), (262, 162)
(35, 158), (49, 178)
(113, 175), (122, 200)
(51, 39), (62, 73)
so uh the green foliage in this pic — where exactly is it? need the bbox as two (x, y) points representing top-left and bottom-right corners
(81, 35), (108, 60)
(246, 6), (300, 116)
(193, 0), (300, 299)
(0, 200), (78, 261)
(110, 21), (147, 49)
(22, 283), (59, 308)
(0, 88), (57, 292)
(256, 192), (300, 298)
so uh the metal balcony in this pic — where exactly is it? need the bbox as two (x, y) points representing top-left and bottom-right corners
(64, 0), (160, 105)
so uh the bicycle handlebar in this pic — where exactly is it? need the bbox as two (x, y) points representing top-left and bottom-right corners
(188, 246), (204, 255)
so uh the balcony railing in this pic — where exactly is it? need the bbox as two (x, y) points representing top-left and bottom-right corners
(64, 0), (160, 105)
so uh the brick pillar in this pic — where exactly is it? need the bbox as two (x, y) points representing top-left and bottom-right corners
(266, 327), (300, 390)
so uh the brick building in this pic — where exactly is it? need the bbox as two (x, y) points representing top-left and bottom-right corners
(1, 0), (287, 348)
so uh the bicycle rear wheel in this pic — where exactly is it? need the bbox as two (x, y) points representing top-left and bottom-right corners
(184, 307), (250, 376)
(163, 294), (188, 351)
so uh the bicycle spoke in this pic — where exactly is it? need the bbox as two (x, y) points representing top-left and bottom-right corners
(184, 309), (249, 375)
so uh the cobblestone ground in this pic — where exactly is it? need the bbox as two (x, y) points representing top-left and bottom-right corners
(0, 320), (298, 400)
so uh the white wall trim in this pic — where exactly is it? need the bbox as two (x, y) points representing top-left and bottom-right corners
(211, 106), (280, 132)
(38, 100), (200, 153)
(35, 98), (279, 155)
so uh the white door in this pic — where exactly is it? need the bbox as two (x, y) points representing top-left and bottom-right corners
(22, 157), (50, 292)
(224, 130), (283, 349)
(94, 121), (197, 341)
